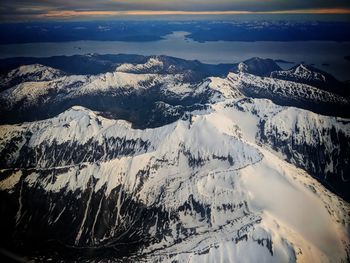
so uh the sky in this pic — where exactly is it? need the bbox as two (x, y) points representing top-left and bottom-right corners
(1, 0), (350, 21)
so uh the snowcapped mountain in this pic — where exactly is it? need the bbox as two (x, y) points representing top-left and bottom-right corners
(272, 64), (328, 83)
(1, 58), (349, 127)
(0, 55), (349, 263)
(270, 64), (348, 96)
(0, 54), (235, 85)
(0, 64), (64, 92)
(225, 72), (349, 116)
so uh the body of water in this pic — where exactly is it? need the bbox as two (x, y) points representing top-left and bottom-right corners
(1, 31), (350, 80)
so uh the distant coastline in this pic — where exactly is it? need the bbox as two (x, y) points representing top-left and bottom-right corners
(1, 20), (350, 45)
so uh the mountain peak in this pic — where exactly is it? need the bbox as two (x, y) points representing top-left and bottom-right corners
(234, 57), (282, 76)
(292, 64), (325, 79)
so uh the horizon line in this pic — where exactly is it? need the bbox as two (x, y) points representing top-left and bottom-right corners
(3, 8), (350, 21)
(40, 8), (350, 18)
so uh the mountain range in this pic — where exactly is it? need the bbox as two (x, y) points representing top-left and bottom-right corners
(0, 54), (349, 262)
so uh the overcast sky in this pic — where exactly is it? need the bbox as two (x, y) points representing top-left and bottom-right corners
(1, 0), (350, 21)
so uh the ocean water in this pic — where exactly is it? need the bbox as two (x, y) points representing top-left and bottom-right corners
(1, 31), (349, 80)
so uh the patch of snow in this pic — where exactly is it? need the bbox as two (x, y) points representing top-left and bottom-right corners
(0, 170), (22, 191)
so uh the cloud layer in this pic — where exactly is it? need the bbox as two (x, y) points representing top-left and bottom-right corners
(1, 0), (350, 21)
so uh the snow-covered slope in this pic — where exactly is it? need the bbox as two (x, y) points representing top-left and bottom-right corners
(0, 64), (64, 92)
(0, 69), (216, 128)
(227, 72), (348, 105)
(221, 72), (349, 117)
(0, 56), (349, 262)
(1, 62), (349, 128)
(222, 98), (350, 200)
(116, 57), (165, 73)
(0, 99), (349, 262)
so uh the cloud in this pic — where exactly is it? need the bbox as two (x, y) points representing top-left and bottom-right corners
(1, 0), (350, 21)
